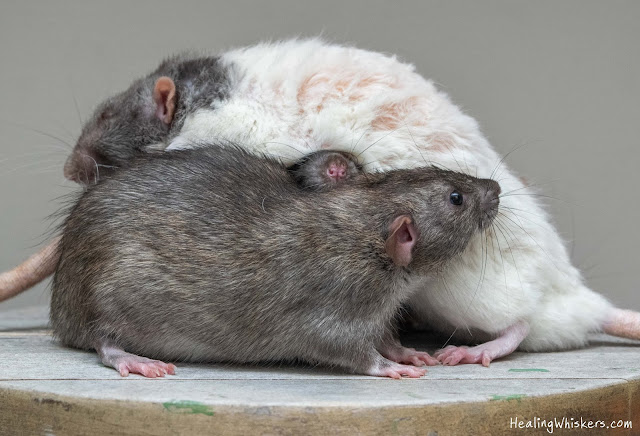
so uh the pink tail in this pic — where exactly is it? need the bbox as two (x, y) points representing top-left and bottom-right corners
(0, 236), (61, 302)
(602, 308), (640, 340)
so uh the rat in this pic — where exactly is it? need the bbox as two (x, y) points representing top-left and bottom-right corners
(4, 39), (639, 363)
(50, 144), (500, 378)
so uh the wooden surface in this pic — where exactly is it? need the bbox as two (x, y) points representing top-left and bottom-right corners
(1, 307), (639, 435)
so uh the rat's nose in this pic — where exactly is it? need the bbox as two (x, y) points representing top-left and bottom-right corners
(64, 153), (99, 184)
(63, 156), (81, 183)
(326, 162), (347, 181)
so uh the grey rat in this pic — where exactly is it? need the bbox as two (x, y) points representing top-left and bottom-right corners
(51, 144), (500, 378)
(62, 55), (229, 183)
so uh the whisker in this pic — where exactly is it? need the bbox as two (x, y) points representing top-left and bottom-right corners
(490, 140), (533, 181)
(499, 208), (547, 230)
(499, 192), (578, 206)
(402, 121), (430, 167)
(350, 126), (372, 155)
(498, 205), (547, 219)
(355, 123), (413, 159)
(499, 178), (564, 197)
(493, 219), (524, 294)
(1, 121), (75, 150)
(71, 91), (84, 127)
(498, 212), (567, 279)
(261, 141), (306, 156)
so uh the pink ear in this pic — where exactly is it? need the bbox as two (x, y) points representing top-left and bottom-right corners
(152, 77), (176, 125)
(385, 215), (418, 267)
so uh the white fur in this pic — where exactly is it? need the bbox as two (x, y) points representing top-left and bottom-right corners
(168, 38), (613, 351)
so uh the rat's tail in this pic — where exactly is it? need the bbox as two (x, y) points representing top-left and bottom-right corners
(602, 308), (640, 340)
(0, 236), (60, 302)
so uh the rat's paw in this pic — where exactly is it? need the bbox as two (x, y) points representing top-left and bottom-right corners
(385, 346), (439, 367)
(367, 361), (427, 379)
(114, 356), (177, 378)
(434, 345), (492, 367)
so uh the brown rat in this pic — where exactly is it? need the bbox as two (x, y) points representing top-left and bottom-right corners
(51, 144), (500, 378)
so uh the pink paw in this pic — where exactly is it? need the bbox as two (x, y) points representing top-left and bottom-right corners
(434, 345), (493, 367)
(114, 356), (176, 378)
(386, 347), (439, 367)
(367, 362), (427, 379)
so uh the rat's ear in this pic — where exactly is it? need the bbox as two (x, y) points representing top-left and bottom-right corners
(385, 215), (417, 267)
(152, 77), (176, 125)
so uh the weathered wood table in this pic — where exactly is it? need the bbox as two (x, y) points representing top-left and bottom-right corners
(1, 306), (638, 435)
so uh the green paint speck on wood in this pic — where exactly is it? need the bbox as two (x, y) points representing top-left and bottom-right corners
(508, 368), (550, 372)
(163, 400), (215, 416)
(490, 394), (527, 402)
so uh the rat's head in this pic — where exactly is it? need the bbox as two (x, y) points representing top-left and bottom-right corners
(382, 167), (500, 272)
(63, 76), (177, 184)
(289, 150), (361, 190)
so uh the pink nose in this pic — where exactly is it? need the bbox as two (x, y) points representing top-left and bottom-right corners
(326, 164), (347, 180)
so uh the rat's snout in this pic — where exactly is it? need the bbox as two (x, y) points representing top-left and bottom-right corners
(480, 180), (501, 227)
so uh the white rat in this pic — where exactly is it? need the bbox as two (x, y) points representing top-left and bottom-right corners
(2, 39), (638, 364)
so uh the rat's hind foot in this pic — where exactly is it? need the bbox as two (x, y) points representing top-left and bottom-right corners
(435, 321), (530, 367)
(96, 341), (176, 378)
(434, 345), (495, 366)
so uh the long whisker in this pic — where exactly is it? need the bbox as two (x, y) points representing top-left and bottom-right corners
(351, 126), (372, 155)
(355, 123), (414, 159)
(499, 207), (547, 230)
(0, 120), (75, 150)
(442, 231), (489, 349)
(71, 91), (84, 128)
(490, 140), (533, 181)
(494, 219), (524, 293)
(261, 141), (306, 156)
(491, 221), (511, 315)
(499, 178), (564, 197)
(498, 212), (567, 279)
(499, 192), (578, 206)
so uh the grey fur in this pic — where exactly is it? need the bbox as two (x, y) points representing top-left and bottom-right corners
(51, 144), (499, 375)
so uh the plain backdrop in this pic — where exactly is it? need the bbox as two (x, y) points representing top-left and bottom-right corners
(0, 0), (638, 311)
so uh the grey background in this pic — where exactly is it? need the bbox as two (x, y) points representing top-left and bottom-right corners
(0, 0), (638, 311)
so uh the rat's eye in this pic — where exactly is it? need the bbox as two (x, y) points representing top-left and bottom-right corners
(450, 191), (463, 206)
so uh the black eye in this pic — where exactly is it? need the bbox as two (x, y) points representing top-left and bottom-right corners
(450, 191), (463, 206)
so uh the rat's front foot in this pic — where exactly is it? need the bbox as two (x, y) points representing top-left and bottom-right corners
(95, 341), (176, 377)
